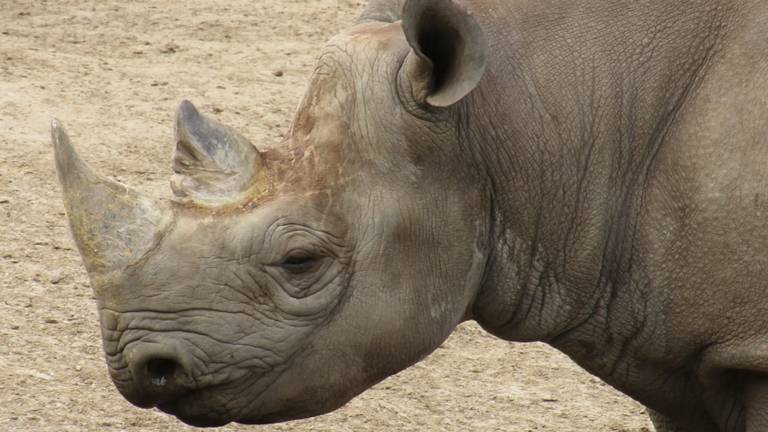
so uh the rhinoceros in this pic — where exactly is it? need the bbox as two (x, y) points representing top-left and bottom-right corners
(52, 0), (768, 430)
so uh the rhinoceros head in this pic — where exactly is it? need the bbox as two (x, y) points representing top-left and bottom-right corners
(54, 0), (487, 426)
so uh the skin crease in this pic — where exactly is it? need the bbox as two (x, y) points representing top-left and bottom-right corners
(53, 0), (768, 431)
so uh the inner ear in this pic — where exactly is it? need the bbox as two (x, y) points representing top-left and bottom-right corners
(402, 0), (486, 107)
(418, 15), (461, 92)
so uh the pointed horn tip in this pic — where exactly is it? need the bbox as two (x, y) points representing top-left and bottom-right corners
(50, 119), (97, 187)
(176, 100), (200, 122)
(175, 100), (202, 141)
(50, 118), (68, 146)
(50, 118), (77, 168)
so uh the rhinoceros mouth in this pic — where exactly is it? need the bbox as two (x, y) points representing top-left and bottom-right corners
(154, 375), (301, 426)
(153, 374), (277, 427)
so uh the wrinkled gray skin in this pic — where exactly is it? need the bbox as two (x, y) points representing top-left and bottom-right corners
(52, 0), (768, 430)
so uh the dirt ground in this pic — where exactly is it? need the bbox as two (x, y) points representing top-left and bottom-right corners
(0, 1), (654, 431)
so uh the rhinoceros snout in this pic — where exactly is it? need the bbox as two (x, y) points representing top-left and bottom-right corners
(122, 342), (195, 408)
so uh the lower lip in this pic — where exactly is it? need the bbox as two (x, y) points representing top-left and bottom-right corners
(156, 401), (230, 428)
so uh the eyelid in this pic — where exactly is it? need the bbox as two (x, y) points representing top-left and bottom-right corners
(260, 223), (343, 266)
(281, 250), (320, 266)
(283, 240), (338, 260)
(268, 246), (322, 268)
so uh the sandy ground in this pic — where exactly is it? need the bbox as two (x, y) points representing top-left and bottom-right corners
(0, 1), (654, 431)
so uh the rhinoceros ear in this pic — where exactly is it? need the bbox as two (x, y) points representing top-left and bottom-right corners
(400, 0), (486, 108)
(171, 100), (264, 206)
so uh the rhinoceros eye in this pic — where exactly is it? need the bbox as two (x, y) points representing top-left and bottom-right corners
(280, 252), (322, 275)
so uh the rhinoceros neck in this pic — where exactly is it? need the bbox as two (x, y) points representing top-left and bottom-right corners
(467, 0), (740, 395)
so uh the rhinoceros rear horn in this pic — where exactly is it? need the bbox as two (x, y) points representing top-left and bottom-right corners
(171, 100), (263, 206)
(401, 0), (487, 108)
(51, 120), (172, 277)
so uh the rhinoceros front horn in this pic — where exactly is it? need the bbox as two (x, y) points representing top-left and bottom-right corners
(52, 120), (173, 278)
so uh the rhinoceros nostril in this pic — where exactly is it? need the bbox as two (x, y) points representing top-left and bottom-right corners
(146, 358), (178, 388)
(122, 343), (196, 408)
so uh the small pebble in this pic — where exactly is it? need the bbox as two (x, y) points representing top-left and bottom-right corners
(272, 70), (284, 77)
(160, 42), (180, 54)
(49, 271), (68, 285)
